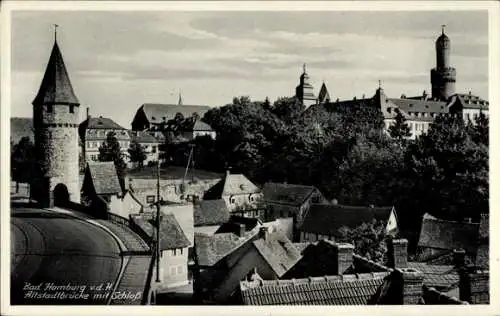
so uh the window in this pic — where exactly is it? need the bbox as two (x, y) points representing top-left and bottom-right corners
(180, 248), (183, 255)
(88, 141), (92, 148)
(69, 105), (74, 113)
(170, 266), (176, 276)
(173, 249), (177, 256)
(93, 141), (98, 148)
(47, 104), (53, 113)
(152, 146), (157, 153)
(177, 266), (182, 274)
(146, 195), (155, 204)
(230, 198), (235, 204)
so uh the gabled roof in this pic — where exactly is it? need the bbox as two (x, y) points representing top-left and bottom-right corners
(299, 204), (395, 237)
(262, 182), (318, 207)
(318, 82), (331, 103)
(417, 213), (480, 254)
(407, 262), (458, 290)
(10, 117), (33, 144)
(252, 232), (301, 277)
(128, 130), (159, 144)
(215, 216), (260, 234)
(240, 272), (389, 305)
(33, 41), (79, 106)
(139, 103), (211, 124)
(193, 120), (214, 132)
(204, 172), (261, 199)
(193, 199), (230, 227)
(81, 117), (126, 130)
(195, 231), (258, 267)
(132, 213), (191, 250)
(86, 162), (121, 195)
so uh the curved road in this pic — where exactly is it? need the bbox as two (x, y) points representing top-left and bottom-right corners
(11, 206), (122, 305)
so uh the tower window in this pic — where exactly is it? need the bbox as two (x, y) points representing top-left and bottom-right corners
(47, 104), (53, 113)
(69, 105), (74, 113)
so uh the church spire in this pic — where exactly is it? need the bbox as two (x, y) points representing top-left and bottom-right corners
(33, 27), (79, 106)
(178, 89), (183, 105)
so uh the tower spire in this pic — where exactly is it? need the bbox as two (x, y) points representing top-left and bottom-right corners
(378, 80), (382, 89)
(441, 24), (446, 35)
(54, 24), (59, 42)
(178, 89), (183, 106)
(303, 63), (306, 74)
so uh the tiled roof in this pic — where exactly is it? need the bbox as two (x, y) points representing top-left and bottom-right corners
(140, 103), (211, 123)
(195, 231), (258, 267)
(192, 120), (214, 132)
(82, 117), (127, 130)
(417, 213), (480, 254)
(240, 272), (389, 305)
(10, 117), (33, 144)
(252, 232), (301, 277)
(388, 98), (448, 115)
(262, 182), (318, 207)
(128, 130), (159, 143)
(33, 41), (79, 106)
(86, 162), (121, 195)
(407, 262), (458, 290)
(299, 204), (395, 237)
(132, 213), (191, 250)
(204, 172), (261, 199)
(193, 199), (230, 227)
(453, 93), (489, 110)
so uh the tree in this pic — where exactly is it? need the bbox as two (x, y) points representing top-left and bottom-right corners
(401, 114), (488, 227)
(337, 219), (388, 263)
(272, 96), (305, 123)
(388, 109), (412, 141)
(11, 136), (35, 191)
(128, 140), (147, 169)
(98, 131), (127, 190)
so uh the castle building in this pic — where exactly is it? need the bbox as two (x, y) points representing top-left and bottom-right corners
(31, 31), (81, 207)
(304, 27), (488, 140)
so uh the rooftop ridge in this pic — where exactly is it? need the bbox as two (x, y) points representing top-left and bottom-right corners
(353, 253), (393, 272)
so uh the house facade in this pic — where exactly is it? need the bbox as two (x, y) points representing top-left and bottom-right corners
(79, 113), (130, 164)
(203, 170), (264, 217)
(128, 130), (161, 167)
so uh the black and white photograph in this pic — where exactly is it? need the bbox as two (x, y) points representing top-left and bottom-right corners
(1, 1), (497, 313)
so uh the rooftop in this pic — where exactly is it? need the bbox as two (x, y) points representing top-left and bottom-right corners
(193, 199), (230, 227)
(252, 232), (302, 277)
(299, 204), (395, 237)
(139, 103), (211, 123)
(204, 172), (261, 199)
(240, 272), (389, 305)
(417, 213), (480, 254)
(85, 162), (121, 195)
(132, 213), (191, 250)
(262, 182), (319, 207)
(33, 41), (79, 106)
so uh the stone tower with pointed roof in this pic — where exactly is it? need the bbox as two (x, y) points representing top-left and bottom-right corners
(317, 82), (331, 104)
(31, 30), (81, 207)
(295, 63), (317, 109)
(431, 26), (456, 101)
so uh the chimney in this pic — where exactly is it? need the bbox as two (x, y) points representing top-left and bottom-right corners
(238, 223), (246, 237)
(393, 268), (424, 304)
(333, 243), (354, 275)
(453, 248), (466, 269)
(86, 107), (90, 119)
(459, 266), (490, 304)
(259, 226), (268, 240)
(386, 238), (408, 269)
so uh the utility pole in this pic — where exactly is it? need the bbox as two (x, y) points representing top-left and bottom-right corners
(156, 161), (161, 283)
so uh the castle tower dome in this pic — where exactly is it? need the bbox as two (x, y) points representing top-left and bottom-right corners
(435, 25), (451, 69)
(430, 25), (456, 101)
(32, 26), (81, 207)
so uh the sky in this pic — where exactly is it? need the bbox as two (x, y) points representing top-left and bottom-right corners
(11, 10), (489, 128)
